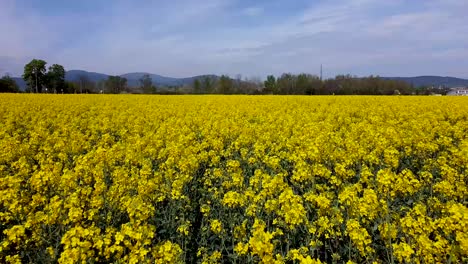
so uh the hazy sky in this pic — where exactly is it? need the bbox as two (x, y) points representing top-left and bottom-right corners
(1, 0), (467, 78)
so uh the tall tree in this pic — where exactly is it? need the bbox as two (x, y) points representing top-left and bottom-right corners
(74, 75), (97, 93)
(277, 73), (295, 94)
(96, 80), (106, 94)
(307, 75), (322, 95)
(295, 73), (307, 94)
(203, 76), (214, 94)
(63, 81), (78, 94)
(234, 74), (243, 94)
(22, 59), (47, 93)
(46, 64), (66, 93)
(264, 75), (277, 94)
(218, 75), (233, 94)
(0, 75), (20, 93)
(78, 75), (88, 94)
(193, 78), (201, 94)
(105, 76), (127, 94)
(139, 74), (156, 94)
(243, 76), (262, 94)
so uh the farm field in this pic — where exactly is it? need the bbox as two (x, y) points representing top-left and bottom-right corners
(0, 94), (467, 263)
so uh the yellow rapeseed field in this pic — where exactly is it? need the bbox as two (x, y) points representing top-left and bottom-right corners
(1, 94), (467, 263)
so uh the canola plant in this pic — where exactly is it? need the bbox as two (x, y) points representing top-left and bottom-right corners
(0, 94), (467, 263)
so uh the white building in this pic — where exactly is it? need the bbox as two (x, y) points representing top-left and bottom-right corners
(447, 87), (468, 96)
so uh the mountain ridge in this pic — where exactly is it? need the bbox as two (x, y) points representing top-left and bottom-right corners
(67, 70), (218, 87)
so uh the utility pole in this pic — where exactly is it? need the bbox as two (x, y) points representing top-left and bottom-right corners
(320, 64), (323, 81)
(35, 68), (38, 93)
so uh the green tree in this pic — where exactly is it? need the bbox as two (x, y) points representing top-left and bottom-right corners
(193, 79), (201, 94)
(264, 75), (277, 94)
(74, 75), (97, 93)
(203, 76), (214, 94)
(22, 59), (47, 93)
(63, 81), (77, 94)
(217, 75), (232, 94)
(139, 74), (156, 94)
(46, 64), (66, 93)
(105, 76), (127, 94)
(277, 73), (295, 94)
(296, 73), (310, 95)
(0, 75), (20, 93)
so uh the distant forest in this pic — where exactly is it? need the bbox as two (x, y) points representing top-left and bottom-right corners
(0, 59), (451, 95)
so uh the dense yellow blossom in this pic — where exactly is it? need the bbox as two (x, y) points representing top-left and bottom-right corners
(248, 219), (275, 263)
(1, 94), (467, 263)
(210, 219), (223, 234)
(392, 242), (414, 262)
(346, 219), (373, 256)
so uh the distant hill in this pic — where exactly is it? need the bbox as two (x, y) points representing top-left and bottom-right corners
(12, 70), (220, 91)
(120, 72), (219, 87)
(12, 78), (27, 90)
(179, 75), (219, 85)
(12, 71), (468, 91)
(65, 70), (109, 82)
(66, 70), (219, 88)
(120, 72), (182, 87)
(384, 76), (468, 88)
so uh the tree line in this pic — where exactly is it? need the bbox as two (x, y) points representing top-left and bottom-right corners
(13, 59), (134, 94)
(0, 59), (136, 94)
(0, 58), (450, 95)
(188, 73), (448, 95)
(262, 74), (415, 95)
(0, 75), (20, 93)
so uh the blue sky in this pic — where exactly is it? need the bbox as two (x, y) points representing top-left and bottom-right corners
(1, 0), (467, 78)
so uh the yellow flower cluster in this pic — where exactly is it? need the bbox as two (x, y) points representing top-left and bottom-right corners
(1, 94), (467, 263)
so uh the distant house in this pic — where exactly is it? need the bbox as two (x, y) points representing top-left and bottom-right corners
(447, 87), (468, 96)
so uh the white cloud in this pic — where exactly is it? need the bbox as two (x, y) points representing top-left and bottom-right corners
(210, 0), (468, 77)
